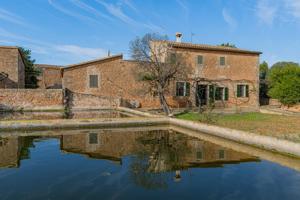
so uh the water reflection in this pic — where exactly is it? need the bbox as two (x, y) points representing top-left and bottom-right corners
(1, 130), (300, 199)
(0, 130), (258, 171)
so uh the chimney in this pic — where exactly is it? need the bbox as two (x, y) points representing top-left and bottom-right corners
(176, 32), (182, 43)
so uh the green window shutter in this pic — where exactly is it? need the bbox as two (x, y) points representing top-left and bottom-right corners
(237, 85), (242, 97)
(170, 53), (176, 64)
(196, 151), (203, 160)
(185, 82), (190, 96)
(225, 87), (229, 100)
(89, 75), (98, 88)
(246, 85), (249, 97)
(209, 85), (215, 102)
(220, 57), (226, 66)
(197, 55), (203, 65)
(176, 82), (180, 96)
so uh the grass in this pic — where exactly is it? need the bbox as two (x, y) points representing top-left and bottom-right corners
(176, 112), (300, 143)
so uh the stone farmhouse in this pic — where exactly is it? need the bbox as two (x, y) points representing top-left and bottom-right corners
(0, 46), (25, 89)
(0, 34), (261, 111)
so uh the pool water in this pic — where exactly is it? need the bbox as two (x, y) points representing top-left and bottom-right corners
(0, 129), (300, 200)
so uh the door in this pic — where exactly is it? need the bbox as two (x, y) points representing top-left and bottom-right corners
(196, 84), (207, 106)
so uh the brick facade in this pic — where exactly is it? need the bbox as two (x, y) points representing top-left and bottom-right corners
(0, 46), (25, 88)
(63, 55), (167, 108)
(0, 89), (64, 110)
(62, 41), (261, 110)
(35, 64), (63, 89)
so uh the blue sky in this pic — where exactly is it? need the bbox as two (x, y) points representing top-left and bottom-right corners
(0, 0), (300, 66)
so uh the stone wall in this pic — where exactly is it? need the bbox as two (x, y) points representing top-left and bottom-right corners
(36, 65), (63, 89)
(0, 47), (25, 88)
(0, 89), (64, 111)
(66, 91), (120, 109)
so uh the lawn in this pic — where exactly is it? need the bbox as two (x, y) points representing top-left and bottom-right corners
(176, 112), (300, 143)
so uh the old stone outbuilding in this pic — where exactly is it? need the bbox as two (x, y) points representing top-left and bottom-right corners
(0, 46), (25, 89)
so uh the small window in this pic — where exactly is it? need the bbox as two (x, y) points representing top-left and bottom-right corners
(197, 55), (203, 65)
(219, 56), (226, 66)
(176, 82), (190, 96)
(237, 84), (249, 97)
(196, 151), (203, 160)
(215, 87), (224, 101)
(89, 75), (98, 88)
(89, 133), (98, 144)
(218, 149), (225, 159)
(170, 53), (176, 64)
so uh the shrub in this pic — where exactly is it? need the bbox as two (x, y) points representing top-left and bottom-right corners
(268, 62), (300, 106)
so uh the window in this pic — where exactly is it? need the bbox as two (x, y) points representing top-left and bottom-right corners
(209, 86), (229, 101)
(176, 82), (190, 96)
(219, 56), (226, 66)
(196, 151), (203, 160)
(89, 133), (98, 144)
(237, 84), (249, 97)
(197, 55), (203, 65)
(218, 149), (225, 159)
(170, 53), (176, 64)
(215, 87), (224, 100)
(89, 75), (98, 88)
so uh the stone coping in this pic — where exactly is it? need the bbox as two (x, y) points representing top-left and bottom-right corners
(1, 107), (300, 158)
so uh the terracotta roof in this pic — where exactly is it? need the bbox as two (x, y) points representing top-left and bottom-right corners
(158, 41), (262, 55)
(64, 54), (123, 70)
(35, 64), (64, 69)
(0, 46), (19, 49)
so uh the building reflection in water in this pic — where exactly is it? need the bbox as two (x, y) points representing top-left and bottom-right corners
(0, 130), (259, 187)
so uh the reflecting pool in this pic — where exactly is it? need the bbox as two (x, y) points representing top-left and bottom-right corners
(0, 129), (300, 200)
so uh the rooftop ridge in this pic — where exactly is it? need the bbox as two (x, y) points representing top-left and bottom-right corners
(64, 54), (123, 70)
(153, 40), (262, 55)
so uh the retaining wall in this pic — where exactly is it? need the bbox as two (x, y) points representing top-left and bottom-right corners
(0, 89), (64, 111)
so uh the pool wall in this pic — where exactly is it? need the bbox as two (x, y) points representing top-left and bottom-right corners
(1, 107), (300, 158)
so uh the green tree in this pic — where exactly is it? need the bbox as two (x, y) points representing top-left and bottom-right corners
(259, 61), (269, 80)
(259, 61), (269, 103)
(220, 43), (237, 48)
(268, 62), (300, 106)
(19, 47), (40, 88)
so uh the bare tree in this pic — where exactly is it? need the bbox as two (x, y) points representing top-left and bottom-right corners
(130, 33), (191, 115)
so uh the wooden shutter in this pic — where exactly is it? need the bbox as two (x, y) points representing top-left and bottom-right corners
(89, 75), (98, 88)
(237, 85), (242, 97)
(209, 85), (215, 102)
(197, 55), (203, 65)
(176, 82), (180, 96)
(220, 57), (226, 66)
(246, 85), (249, 97)
(185, 82), (190, 96)
(225, 87), (229, 100)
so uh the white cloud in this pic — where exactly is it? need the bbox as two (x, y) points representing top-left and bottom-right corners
(222, 8), (237, 29)
(54, 45), (107, 58)
(96, 0), (138, 26)
(119, 0), (138, 13)
(256, 0), (278, 25)
(70, 0), (113, 21)
(285, 0), (300, 19)
(0, 8), (28, 27)
(95, 0), (165, 33)
(48, 0), (100, 25)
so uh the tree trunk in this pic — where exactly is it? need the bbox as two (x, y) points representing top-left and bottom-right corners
(158, 91), (171, 116)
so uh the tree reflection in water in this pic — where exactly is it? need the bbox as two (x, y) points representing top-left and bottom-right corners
(129, 130), (191, 189)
